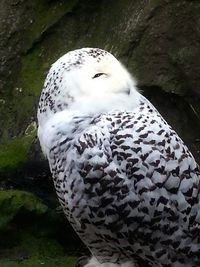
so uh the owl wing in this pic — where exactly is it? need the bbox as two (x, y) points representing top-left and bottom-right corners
(45, 98), (200, 265)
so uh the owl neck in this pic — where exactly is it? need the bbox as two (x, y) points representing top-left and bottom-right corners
(38, 89), (141, 129)
(71, 90), (140, 115)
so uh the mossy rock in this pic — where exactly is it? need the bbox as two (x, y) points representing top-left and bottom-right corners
(0, 131), (36, 176)
(0, 190), (79, 266)
(0, 190), (47, 230)
(0, 232), (76, 267)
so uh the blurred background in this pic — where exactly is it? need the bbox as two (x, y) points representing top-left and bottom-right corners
(0, 0), (200, 266)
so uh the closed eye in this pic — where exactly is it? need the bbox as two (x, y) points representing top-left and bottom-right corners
(92, 73), (105, 79)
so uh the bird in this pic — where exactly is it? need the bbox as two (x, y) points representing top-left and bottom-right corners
(37, 47), (200, 267)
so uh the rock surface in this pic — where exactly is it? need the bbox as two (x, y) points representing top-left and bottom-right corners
(0, 0), (200, 266)
(0, 190), (79, 266)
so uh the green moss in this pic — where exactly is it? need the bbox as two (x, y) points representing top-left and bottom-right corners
(0, 190), (47, 230)
(0, 258), (75, 267)
(0, 190), (77, 266)
(17, 52), (45, 96)
(14, 0), (81, 127)
(0, 189), (79, 266)
(0, 0), (80, 143)
(19, 256), (76, 267)
(0, 232), (76, 267)
(16, 233), (76, 267)
(0, 132), (36, 173)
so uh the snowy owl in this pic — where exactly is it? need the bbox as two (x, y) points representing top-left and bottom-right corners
(37, 48), (200, 267)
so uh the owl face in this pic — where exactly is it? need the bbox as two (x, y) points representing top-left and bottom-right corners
(53, 48), (135, 98)
(38, 48), (138, 127)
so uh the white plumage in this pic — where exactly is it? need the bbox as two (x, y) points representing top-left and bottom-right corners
(37, 48), (200, 267)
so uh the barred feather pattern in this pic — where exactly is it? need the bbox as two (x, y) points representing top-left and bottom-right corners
(47, 95), (200, 267)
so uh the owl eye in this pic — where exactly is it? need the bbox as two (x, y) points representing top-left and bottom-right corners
(92, 73), (105, 79)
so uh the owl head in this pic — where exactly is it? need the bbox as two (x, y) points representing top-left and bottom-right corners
(38, 48), (139, 127)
